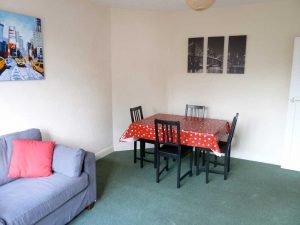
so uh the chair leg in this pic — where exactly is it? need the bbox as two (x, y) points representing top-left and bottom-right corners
(195, 148), (202, 162)
(214, 155), (218, 167)
(134, 141), (137, 164)
(202, 149), (206, 166)
(196, 149), (200, 176)
(166, 157), (169, 171)
(224, 153), (228, 180)
(189, 151), (193, 176)
(154, 146), (157, 169)
(193, 147), (198, 166)
(140, 147), (143, 168)
(205, 150), (209, 184)
(228, 147), (231, 172)
(156, 153), (160, 183)
(177, 158), (181, 188)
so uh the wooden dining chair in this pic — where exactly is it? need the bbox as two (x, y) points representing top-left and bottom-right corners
(185, 104), (205, 118)
(154, 119), (193, 188)
(185, 104), (206, 166)
(130, 106), (155, 168)
(196, 113), (239, 182)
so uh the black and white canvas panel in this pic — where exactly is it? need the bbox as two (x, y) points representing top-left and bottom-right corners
(187, 37), (204, 73)
(207, 36), (225, 74)
(227, 35), (247, 74)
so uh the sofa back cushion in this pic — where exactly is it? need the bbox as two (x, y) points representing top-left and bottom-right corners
(52, 145), (85, 177)
(0, 138), (8, 186)
(0, 129), (42, 186)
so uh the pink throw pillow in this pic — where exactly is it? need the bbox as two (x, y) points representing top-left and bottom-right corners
(8, 140), (55, 178)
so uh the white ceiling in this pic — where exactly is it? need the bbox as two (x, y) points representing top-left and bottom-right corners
(91, 0), (278, 11)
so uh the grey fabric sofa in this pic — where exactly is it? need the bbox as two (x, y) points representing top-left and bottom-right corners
(0, 129), (97, 225)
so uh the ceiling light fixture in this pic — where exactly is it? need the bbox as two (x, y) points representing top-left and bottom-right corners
(186, 0), (216, 11)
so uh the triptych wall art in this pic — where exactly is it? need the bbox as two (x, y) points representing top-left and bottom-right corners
(0, 10), (44, 81)
(188, 35), (247, 74)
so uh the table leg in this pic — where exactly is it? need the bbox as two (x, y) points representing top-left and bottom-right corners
(205, 149), (210, 184)
(134, 141), (137, 164)
(140, 140), (145, 168)
(154, 143), (158, 168)
(193, 147), (197, 166)
(196, 148), (200, 176)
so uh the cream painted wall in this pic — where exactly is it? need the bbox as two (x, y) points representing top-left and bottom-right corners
(111, 8), (170, 151)
(0, 0), (113, 154)
(111, 0), (300, 165)
(166, 0), (300, 165)
(1, 0), (298, 164)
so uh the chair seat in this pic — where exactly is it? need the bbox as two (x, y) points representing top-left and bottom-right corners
(159, 145), (193, 156)
(204, 141), (226, 156)
(206, 141), (227, 155)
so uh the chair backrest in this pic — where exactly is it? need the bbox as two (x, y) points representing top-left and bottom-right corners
(225, 113), (239, 151)
(185, 104), (205, 118)
(130, 106), (144, 123)
(154, 119), (181, 150)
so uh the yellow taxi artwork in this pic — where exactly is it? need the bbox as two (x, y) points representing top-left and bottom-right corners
(15, 58), (26, 67)
(31, 61), (44, 74)
(0, 57), (6, 72)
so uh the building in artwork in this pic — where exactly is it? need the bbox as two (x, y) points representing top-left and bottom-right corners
(36, 18), (41, 32)
(15, 31), (25, 57)
(8, 26), (17, 57)
(0, 23), (3, 43)
(0, 24), (7, 57)
(27, 42), (35, 61)
(18, 35), (24, 55)
(0, 23), (4, 57)
(32, 18), (43, 61)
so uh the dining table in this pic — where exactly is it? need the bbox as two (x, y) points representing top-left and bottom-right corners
(120, 113), (230, 157)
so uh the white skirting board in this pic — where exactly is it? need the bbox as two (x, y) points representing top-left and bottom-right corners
(95, 145), (114, 160)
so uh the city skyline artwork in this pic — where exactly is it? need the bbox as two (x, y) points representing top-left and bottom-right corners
(0, 10), (44, 81)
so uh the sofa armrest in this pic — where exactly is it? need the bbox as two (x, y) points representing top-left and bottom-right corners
(83, 151), (97, 205)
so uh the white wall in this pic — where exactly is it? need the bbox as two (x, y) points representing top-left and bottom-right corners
(1, 0), (299, 164)
(111, 8), (170, 151)
(111, 0), (300, 165)
(0, 0), (113, 155)
(166, 0), (300, 165)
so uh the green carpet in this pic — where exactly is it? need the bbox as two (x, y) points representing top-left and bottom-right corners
(70, 150), (300, 225)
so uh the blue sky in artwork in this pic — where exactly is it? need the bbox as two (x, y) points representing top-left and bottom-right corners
(0, 10), (38, 45)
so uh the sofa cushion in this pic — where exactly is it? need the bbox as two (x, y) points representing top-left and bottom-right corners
(52, 145), (85, 177)
(8, 140), (55, 178)
(0, 129), (42, 186)
(0, 138), (7, 186)
(0, 173), (88, 225)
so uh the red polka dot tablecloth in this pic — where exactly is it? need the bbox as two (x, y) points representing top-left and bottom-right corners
(120, 113), (230, 156)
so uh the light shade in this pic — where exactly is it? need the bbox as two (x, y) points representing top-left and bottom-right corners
(186, 0), (216, 11)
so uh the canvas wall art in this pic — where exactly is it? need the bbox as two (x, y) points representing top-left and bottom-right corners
(0, 10), (44, 81)
(227, 35), (247, 74)
(187, 37), (204, 73)
(207, 36), (225, 74)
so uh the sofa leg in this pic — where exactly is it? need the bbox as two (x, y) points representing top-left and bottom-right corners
(86, 202), (96, 210)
